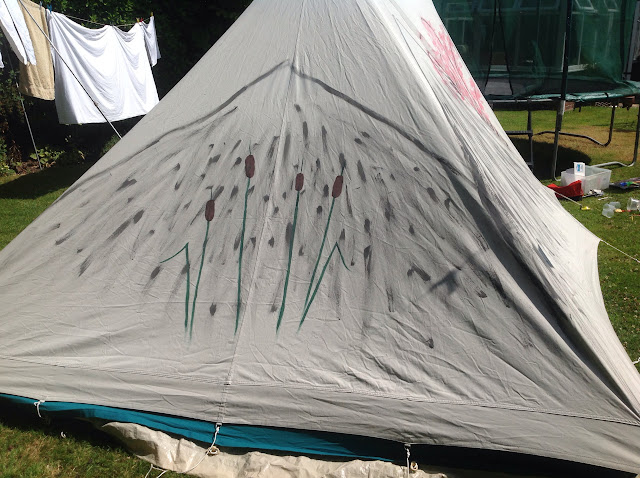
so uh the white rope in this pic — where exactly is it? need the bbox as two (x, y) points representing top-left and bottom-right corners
(404, 444), (411, 478)
(550, 189), (584, 207)
(141, 424), (221, 477)
(551, 191), (640, 264)
(33, 399), (45, 418)
(601, 239), (640, 265)
(15, 0), (122, 139)
(177, 422), (222, 475)
(144, 464), (168, 478)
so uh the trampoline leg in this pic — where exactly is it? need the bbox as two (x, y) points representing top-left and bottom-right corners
(604, 105), (616, 147)
(527, 108), (534, 169)
(551, 99), (565, 179)
(598, 103), (639, 169)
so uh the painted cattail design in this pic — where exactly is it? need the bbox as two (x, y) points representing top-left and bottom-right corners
(161, 195), (216, 340)
(278, 170), (305, 331)
(301, 166), (349, 329)
(237, 154), (255, 333)
(332, 175), (343, 198)
(245, 154), (255, 178)
(205, 199), (215, 221)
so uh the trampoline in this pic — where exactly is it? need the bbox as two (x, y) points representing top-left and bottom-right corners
(434, 0), (640, 177)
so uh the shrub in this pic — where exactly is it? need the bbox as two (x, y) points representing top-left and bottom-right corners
(0, 138), (15, 177)
(100, 134), (120, 157)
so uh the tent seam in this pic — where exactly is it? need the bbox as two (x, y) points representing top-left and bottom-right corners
(216, 0), (309, 425)
(2, 356), (638, 427)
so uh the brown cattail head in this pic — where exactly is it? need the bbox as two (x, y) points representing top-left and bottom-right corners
(295, 173), (304, 191)
(245, 155), (255, 178)
(332, 175), (343, 198)
(205, 200), (215, 221)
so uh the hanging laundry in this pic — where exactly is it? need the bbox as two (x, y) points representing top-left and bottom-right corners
(0, 0), (36, 65)
(48, 11), (159, 124)
(141, 15), (160, 67)
(18, 0), (54, 100)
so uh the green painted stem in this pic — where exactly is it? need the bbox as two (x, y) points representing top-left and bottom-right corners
(190, 220), (210, 339)
(304, 199), (335, 310)
(236, 178), (250, 334)
(299, 242), (349, 329)
(184, 245), (190, 333)
(277, 191), (300, 332)
(160, 243), (188, 264)
(160, 243), (190, 332)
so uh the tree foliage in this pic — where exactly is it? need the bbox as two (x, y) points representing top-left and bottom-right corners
(0, 0), (253, 174)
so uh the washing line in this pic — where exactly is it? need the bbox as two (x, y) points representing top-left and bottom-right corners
(16, 0), (122, 138)
(63, 13), (150, 28)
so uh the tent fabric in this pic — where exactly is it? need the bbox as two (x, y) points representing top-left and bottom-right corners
(47, 11), (159, 124)
(1, 0), (640, 473)
(141, 16), (160, 67)
(0, 393), (394, 460)
(0, 0), (36, 65)
(18, 0), (54, 100)
(103, 422), (420, 478)
(102, 422), (411, 478)
(99, 421), (491, 478)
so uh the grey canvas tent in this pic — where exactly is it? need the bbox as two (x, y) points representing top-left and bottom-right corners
(1, 0), (640, 474)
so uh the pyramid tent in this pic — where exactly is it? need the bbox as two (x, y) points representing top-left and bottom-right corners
(1, 0), (640, 473)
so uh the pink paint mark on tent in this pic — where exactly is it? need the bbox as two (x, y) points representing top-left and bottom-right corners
(419, 19), (492, 125)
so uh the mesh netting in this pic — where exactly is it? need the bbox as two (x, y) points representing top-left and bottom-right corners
(433, 0), (640, 100)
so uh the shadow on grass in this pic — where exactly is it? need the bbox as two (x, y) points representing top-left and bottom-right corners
(0, 163), (94, 200)
(0, 398), (133, 457)
(509, 138), (592, 180)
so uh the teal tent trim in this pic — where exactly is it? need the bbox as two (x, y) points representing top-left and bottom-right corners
(0, 393), (395, 461)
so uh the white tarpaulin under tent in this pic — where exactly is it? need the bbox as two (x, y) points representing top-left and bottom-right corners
(1, 0), (640, 476)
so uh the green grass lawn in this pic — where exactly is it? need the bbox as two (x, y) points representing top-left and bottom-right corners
(0, 165), (179, 477)
(0, 106), (639, 475)
(0, 401), (156, 478)
(497, 106), (640, 359)
(0, 165), (91, 249)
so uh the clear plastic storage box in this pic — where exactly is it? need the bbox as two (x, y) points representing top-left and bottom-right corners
(561, 165), (611, 194)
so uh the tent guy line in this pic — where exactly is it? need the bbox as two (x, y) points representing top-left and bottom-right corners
(550, 189), (640, 264)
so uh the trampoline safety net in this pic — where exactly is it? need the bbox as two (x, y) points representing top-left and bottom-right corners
(433, 0), (640, 101)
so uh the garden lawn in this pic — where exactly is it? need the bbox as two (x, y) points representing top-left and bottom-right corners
(0, 164), (179, 477)
(0, 165), (91, 249)
(496, 105), (640, 360)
